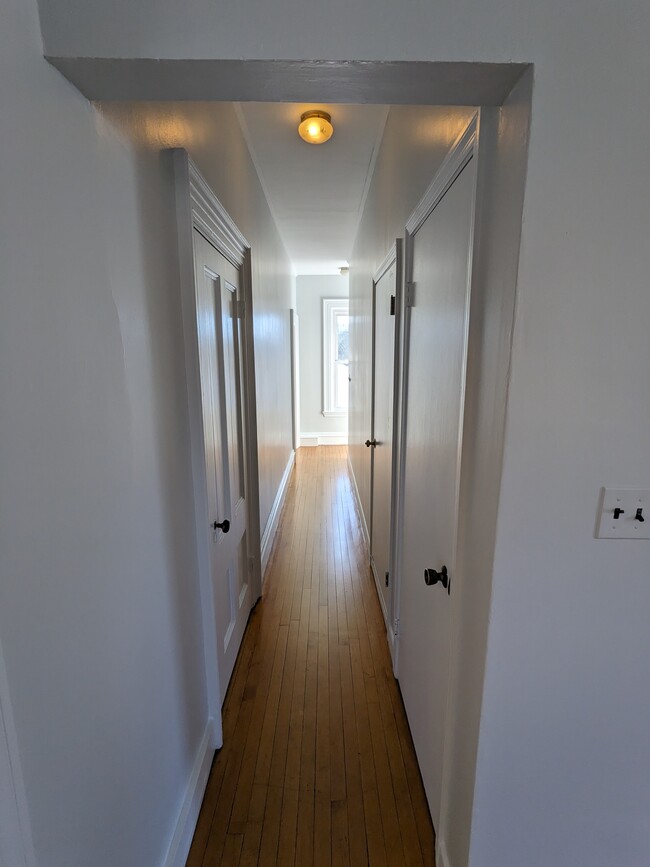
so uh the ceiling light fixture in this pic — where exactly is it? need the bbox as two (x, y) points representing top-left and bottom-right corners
(298, 110), (334, 145)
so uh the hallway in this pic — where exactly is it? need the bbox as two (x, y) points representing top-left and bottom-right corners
(186, 446), (435, 866)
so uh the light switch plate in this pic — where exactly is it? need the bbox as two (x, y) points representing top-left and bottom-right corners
(596, 488), (650, 539)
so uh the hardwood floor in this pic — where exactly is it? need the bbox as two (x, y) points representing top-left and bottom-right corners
(186, 446), (435, 866)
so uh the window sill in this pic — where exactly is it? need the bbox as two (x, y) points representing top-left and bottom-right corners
(322, 410), (347, 418)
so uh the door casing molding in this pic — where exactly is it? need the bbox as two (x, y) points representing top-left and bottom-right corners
(369, 240), (402, 661)
(172, 149), (263, 744)
(0, 641), (35, 867)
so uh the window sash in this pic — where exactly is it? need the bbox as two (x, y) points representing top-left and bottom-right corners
(322, 298), (349, 416)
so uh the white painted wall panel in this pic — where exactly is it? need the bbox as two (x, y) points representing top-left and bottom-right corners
(15, 0), (650, 863)
(97, 102), (295, 539)
(349, 106), (475, 531)
(0, 4), (293, 866)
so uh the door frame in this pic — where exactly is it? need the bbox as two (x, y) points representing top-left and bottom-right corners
(290, 309), (300, 451)
(0, 641), (35, 867)
(173, 149), (262, 746)
(369, 240), (403, 654)
(393, 112), (480, 683)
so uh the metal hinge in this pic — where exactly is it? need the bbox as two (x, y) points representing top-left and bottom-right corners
(385, 571), (390, 587)
(393, 617), (399, 637)
(390, 294), (396, 316)
(406, 282), (416, 307)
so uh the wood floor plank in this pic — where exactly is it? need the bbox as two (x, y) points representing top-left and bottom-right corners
(186, 447), (436, 867)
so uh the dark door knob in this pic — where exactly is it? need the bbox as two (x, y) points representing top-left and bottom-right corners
(424, 565), (450, 594)
(365, 439), (378, 448)
(212, 519), (230, 533)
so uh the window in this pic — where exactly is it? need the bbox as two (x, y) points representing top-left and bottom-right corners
(322, 298), (349, 416)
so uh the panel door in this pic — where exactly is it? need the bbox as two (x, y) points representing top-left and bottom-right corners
(193, 229), (251, 704)
(398, 157), (476, 830)
(370, 263), (397, 620)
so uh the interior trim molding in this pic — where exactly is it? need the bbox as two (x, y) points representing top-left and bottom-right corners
(299, 432), (348, 447)
(370, 558), (388, 623)
(161, 721), (215, 867)
(261, 450), (295, 579)
(0, 642), (35, 867)
(186, 158), (250, 268)
(46, 58), (529, 107)
(437, 836), (452, 867)
(405, 114), (478, 236)
(370, 557), (397, 663)
(373, 241), (398, 284)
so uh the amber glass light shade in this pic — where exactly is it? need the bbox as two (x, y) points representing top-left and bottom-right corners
(298, 110), (334, 144)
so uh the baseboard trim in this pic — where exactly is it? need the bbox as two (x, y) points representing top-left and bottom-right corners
(370, 558), (388, 624)
(437, 836), (452, 867)
(371, 547), (397, 664)
(261, 450), (295, 579)
(299, 432), (348, 447)
(347, 453), (370, 552)
(161, 720), (215, 867)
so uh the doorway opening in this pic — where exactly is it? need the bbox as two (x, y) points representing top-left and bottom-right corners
(91, 61), (532, 867)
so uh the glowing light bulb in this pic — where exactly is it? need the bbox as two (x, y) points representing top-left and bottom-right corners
(298, 111), (334, 144)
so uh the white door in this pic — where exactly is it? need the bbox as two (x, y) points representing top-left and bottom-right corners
(398, 156), (477, 829)
(370, 261), (397, 621)
(193, 229), (251, 704)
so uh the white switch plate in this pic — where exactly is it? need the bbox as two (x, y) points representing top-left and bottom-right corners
(596, 488), (650, 539)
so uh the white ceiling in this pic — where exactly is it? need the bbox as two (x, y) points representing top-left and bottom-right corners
(236, 102), (389, 275)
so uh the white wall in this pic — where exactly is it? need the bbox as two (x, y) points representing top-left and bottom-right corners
(21, 0), (650, 864)
(296, 274), (348, 441)
(349, 106), (476, 527)
(96, 102), (295, 537)
(0, 2), (293, 865)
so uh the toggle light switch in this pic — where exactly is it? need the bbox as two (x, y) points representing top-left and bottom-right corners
(596, 488), (650, 539)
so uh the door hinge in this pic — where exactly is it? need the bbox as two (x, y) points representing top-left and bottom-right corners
(385, 571), (390, 587)
(393, 617), (399, 637)
(406, 282), (416, 307)
(390, 294), (396, 316)
(236, 299), (246, 319)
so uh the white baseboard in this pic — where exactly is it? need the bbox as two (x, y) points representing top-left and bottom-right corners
(437, 836), (452, 867)
(371, 543), (397, 665)
(261, 450), (295, 579)
(161, 720), (215, 867)
(0, 641), (36, 867)
(346, 453), (370, 551)
(299, 432), (348, 447)
(370, 558), (388, 624)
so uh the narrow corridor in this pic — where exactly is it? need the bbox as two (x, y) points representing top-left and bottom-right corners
(186, 446), (435, 866)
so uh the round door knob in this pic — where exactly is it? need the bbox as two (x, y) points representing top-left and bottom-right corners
(424, 565), (450, 594)
(212, 519), (230, 533)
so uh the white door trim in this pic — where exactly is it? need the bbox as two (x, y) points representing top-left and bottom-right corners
(405, 116), (478, 236)
(393, 113), (479, 679)
(370, 240), (403, 661)
(172, 149), (263, 745)
(0, 642), (35, 867)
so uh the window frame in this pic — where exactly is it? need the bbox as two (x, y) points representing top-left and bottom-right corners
(322, 297), (350, 417)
